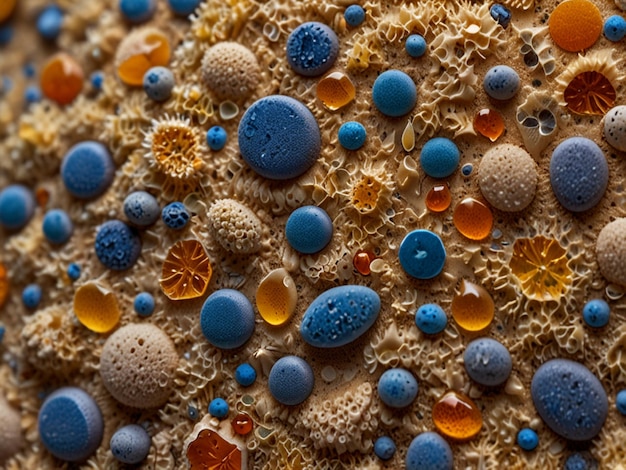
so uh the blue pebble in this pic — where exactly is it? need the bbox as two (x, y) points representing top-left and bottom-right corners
(110, 424), (151, 465)
(300, 285), (380, 348)
(200, 289), (255, 349)
(119, 0), (156, 23)
(206, 126), (227, 151)
(167, 0), (201, 16)
(604, 15), (626, 42)
(286, 205), (333, 254)
(372, 70), (417, 117)
(124, 191), (160, 227)
(0, 25), (13, 46)
(582, 299), (610, 328)
(67, 263), (81, 281)
(134, 292), (155, 317)
(373, 436), (396, 461)
(344, 5), (365, 27)
(187, 405), (198, 420)
(22, 283), (42, 309)
(516, 428), (539, 451)
(550, 137), (608, 212)
(399, 229), (446, 279)
(208, 398), (229, 418)
(338, 121), (366, 150)
(483, 65), (520, 100)
(42, 209), (73, 244)
(95, 220), (142, 271)
(23, 63), (36, 78)
(377, 368), (418, 408)
(616, 389), (626, 415)
(564, 452), (597, 470)
(531, 358), (608, 441)
(490, 4), (512, 29)
(235, 363), (257, 387)
(61, 141), (115, 199)
(268, 355), (314, 406)
(90, 71), (104, 91)
(37, 5), (63, 40)
(0, 184), (35, 230)
(420, 137), (460, 178)
(415, 303), (447, 335)
(286, 22), (339, 77)
(143, 66), (175, 102)
(161, 201), (189, 229)
(0, 325), (5, 343)
(406, 34), (427, 58)
(239, 95), (321, 180)
(464, 337), (512, 387)
(406, 432), (453, 470)
(24, 85), (42, 104)
(38, 387), (103, 462)
(461, 163), (473, 176)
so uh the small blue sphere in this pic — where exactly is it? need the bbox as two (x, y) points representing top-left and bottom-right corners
(268, 355), (314, 406)
(604, 15), (626, 42)
(134, 292), (155, 317)
(420, 137), (460, 178)
(0, 184), (35, 230)
(37, 5), (63, 40)
(516, 428), (539, 451)
(235, 363), (257, 387)
(61, 141), (115, 200)
(167, 0), (201, 16)
(373, 436), (396, 461)
(338, 121), (366, 150)
(344, 5), (365, 27)
(24, 85), (42, 104)
(461, 163), (473, 176)
(483, 65), (520, 100)
(143, 66), (175, 102)
(119, 0), (156, 23)
(286, 22), (339, 77)
(110, 424), (151, 465)
(464, 337), (512, 387)
(206, 126), (227, 151)
(415, 303), (447, 335)
(90, 71), (104, 91)
(95, 220), (142, 271)
(582, 299), (610, 328)
(209, 398), (229, 418)
(490, 4), (512, 29)
(200, 289), (255, 349)
(372, 70), (417, 117)
(406, 432), (453, 470)
(0, 326), (4, 344)
(616, 389), (626, 415)
(161, 202), (190, 229)
(286, 205), (333, 254)
(22, 283), (42, 309)
(378, 368), (418, 408)
(405, 34), (427, 58)
(42, 209), (73, 244)
(67, 263), (81, 281)
(124, 191), (160, 227)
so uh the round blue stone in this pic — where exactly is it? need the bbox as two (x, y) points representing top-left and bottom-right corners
(373, 436), (396, 461)
(22, 283), (42, 309)
(110, 424), (151, 465)
(464, 337), (512, 387)
(161, 202), (190, 230)
(42, 209), (73, 244)
(37, 5), (63, 40)
(24, 85), (42, 104)
(0, 184), (35, 230)
(235, 363), (257, 387)
(399, 229), (446, 280)
(406, 34), (427, 58)
(604, 15), (626, 42)
(286, 205), (333, 254)
(406, 432), (453, 470)
(377, 368), (418, 408)
(119, 0), (156, 23)
(286, 22), (338, 77)
(268, 355), (314, 406)
(420, 137), (460, 178)
(372, 70), (417, 117)
(95, 220), (142, 271)
(167, 0), (201, 16)
(415, 303), (447, 335)
(90, 71), (104, 91)
(344, 5), (365, 27)
(483, 65), (520, 100)
(67, 263), (81, 281)
(61, 141), (115, 200)
(616, 389), (626, 415)
(516, 428), (539, 451)
(582, 299), (610, 328)
(134, 292), (155, 317)
(208, 398), (229, 418)
(338, 121), (366, 150)
(206, 126), (227, 151)
(200, 289), (255, 349)
(462, 163), (473, 176)
(143, 66), (174, 102)
(124, 191), (160, 227)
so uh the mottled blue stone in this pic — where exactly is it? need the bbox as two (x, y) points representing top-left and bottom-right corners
(464, 337), (512, 387)
(378, 368), (418, 408)
(406, 432), (453, 470)
(110, 424), (151, 464)
(286, 22), (338, 77)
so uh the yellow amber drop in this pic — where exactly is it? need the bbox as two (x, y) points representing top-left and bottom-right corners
(73, 283), (120, 333)
(453, 198), (493, 240)
(353, 250), (376, 276)
(563, 71), (616, 116)
(0, 262), (9, 308)
(509, 236), (572, 301)
(316, 71), (356, 111)
(402, 120), (415, 152)
(160, 240), (212, 300)
(351, 176), (382, 213)
(433, 391), (482, 440)
(426, 184), (451, 212)
(473, 108), (505, 142)
(256, 268), (297, 326)
(40, 53), (84, 105)
(451, 279), (494, 331)
(116, 29), (170, 86)
(187, 429), (242, 470)
(0, 0), (16, 22)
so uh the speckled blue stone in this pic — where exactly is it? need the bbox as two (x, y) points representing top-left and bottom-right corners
(420, 137), (460, 178)
(406, 432), (453, 470)
(42, 209), (73, 244)
(483, 65), (520, 100)
(0, 184), (35, 230)
(490, 4), (511, 29)
(38, 387), (104, 462)
(550, 137), (608, 212)
(582, 299), (610, 328)
(239, 95), (321, 180)
(110, 424), (151, 464)
(373, 436), (396, 461)
(61, 141), (115, 199)
(531, 359), (608, 441)
(338, 121), (366, 150)
(616, 389), (626, 415)
(415, 303), (447, 335)
(143, 66), (174, 102)
(300, 285), (380, 348)
(200, 289), (255, 349)
(604, 15), (626, 42)
(372, 70), (417, 117)
(516, 428), (539, 451)
(22, 283), (42, 309)
(378, 368), (418, 408)
(95, 220), (142, 271)
(406, 34), (427, 57)
(161, 202), (189, 230)
(235, 363), (257, 387)
(119, 0), (156, 23)
(37, 5), (63, 40)
(208, 398), (229, 418)
(206, 126), (227, 151)
(286, 205), (333, 254)
(67, 263), (81, 281)
(344, 5), (365, 27)
(464, 337), (512, 387)
(134, 292), (155, 317)
(286, 22), (338, 77)
(564, 452), (598, 470)
(399, 229), (446, 280)
(167, 0), (201, 16)
(124, 191), (160, 227)
(268, 355), (314, 405)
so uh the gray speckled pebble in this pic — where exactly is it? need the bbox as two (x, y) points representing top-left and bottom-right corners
(604, 105), (626, 152)
(464, 338), (512, 387)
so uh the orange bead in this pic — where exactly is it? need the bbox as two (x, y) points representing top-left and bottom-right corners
(433, 391), (482, 440)
(473, 108), (504, 142)
(160, 240), (212, 300)
(451, 279), (494, 332)
(563, 71), (616, 116)
(256, 268), (298, 326)
(186, 429), (242, 470)
(549, 0), (602, 52)
(353, 250), (376, 275)
(116, 29), (170, 86)
(453, 198), (493, 240)
(0, 262), (9, 308)
(0, 0), (16, 23)
(40, 53), (84, 105)
(35, 188), (50, 208)
(231, 413), (253, 435)
(425, 184), (451, 212)
(317, 72), (356, 111)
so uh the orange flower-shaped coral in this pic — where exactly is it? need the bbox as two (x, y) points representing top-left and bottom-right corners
(563, 71), (616, 116)
(160, 240), (212, 300)
(187, 429), (241, 470)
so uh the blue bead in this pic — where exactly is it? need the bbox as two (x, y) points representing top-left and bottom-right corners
(167, 0), (201, 16)
(235, 363), (257, 387)
(187, 405), (198, 420)
(338, 121), (366, 150)
(161, 202), (189, 230)
(464, 338), (512, 387)
(206, 126), (227, 151)
(0, 25), (13, 46)
(37, 5), (63, 40)
(373, 436), (396, 460)
(531, 359), (607, 441)
(124, 191), (160, 227)
(110, 424), (151, 465)
(344, 5), (365, 27)
(119, 0), (156, 23)
(143, 66), (175, 102)
(61, 141), (115, 199)
(67, 263), (81, 281)
(90, 71), (104, 91)
(286, 206), (333, 254)
(134, 292), (155, 317)
(604, 15), (626, 41)
(0, 325), (4, 344)
(377, 368), (418, 408)
(550, 137), (608, 212)
(405, 432), (453, 470)
(42, 209), (73, 244)
(564, 452), (597, 470)
(0, 184), (35, 230)
(516, 428), (539, 451)
(95, 220), (142, 271)
(616, 389), (626, 415)
(582, 299), (610, 328)
(405, 34), (427, 58)
(372, 70), (417, 117)
(483, 65), (520, 100)
(22, 284), (42, 309)
(23, 63), (36, 78)
(208, 398), (229, 418)
(490, 4), (511, 29)
(268, 355), (314, 406)
(415, 303), (447, 335)
(286, 22), (339, 77)
(24, 85), (42, 104)
(420, 137), (460, 178)
(399, 229), (446, 279)
(461, 163), (473, 176)
(38, 387), (103, 462)
(239, 95), (321, 180)
(200, 289), (255, 349)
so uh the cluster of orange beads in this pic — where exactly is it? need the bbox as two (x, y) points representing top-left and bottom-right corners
(186, 429), (241, 470)
(473, 108), (505, 142)
(453, 198), (493, 240)
(353, 249), (376, 276)
(451, 279), (495, 332)
(160, 240), (212, 300)
(316, 71), (356, 111)
(0, 263), (9, 308)
(40, 53), (84, 105)
(351, 176), (382, 213)
(425, 184), (452, 212)
(432, 391), (483, 440)
(231, 413), (254, 436)
(117, 29), (170, 86)
(548, 0), (602, 52)
(564, 71), (616, 116)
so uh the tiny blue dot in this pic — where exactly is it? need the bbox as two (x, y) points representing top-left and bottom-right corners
(420, 137), (460, 178)
(209, 398), (229, 418)
(0, 184), (35, 230)
(37, 5), (63, 40)
(23, 63), (36, 78)
(143, 66), (175, 102)
(286, 205), (333, 254)
(372, 70), (417, 117)
(206, 126), (227, 151)
(490, 4), (512, 29)
(90, 71), (104, 90)
(24, 85), (42, 104)
(405, 34), (427, 58)
(604, 15), (626, 42)
(462, 164), (473, 176)
(235, 363), (257, 387)
(0, 325), (5, 344)
(22, 283), (42, 309)
(161, 202), (190, 230)
(338, 121), (366, 150)
(415, 303), (447, 335)
(616, 389), (626, 415)
(373, 436), (396, 461)
(119, 0), (156, 23)
(42, 209), (73, 244)
(134, 292), (155, 317)
(582, 299), (610, 328)
(167, 0), (201, 16)
(187, 405), (198, 420)
(67, 263), (81, 281)
(344, 5), (365, 27)
(517, 428), (539, 451)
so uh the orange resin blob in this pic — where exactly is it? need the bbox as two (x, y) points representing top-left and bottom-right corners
(317, 72), (356, 111)
(73, 283), (120, 333)
(353, 249), (376, 276)
(451, 279), (494, 332)
(453, 198), (493, 240)
(0, 263), (9, 308)
(256, 268), (297, 326)
(160, 240), (212, 300)
(116, 30), (170, 86)
(473, 108), (505, 142)
(0, 0), (16, 22)
(187, 429), (242, 470)
(548, 0), (602, 52)
(563, 71), (616, 116)
(426, 184), (452, 212)
(40, 53), (84, 105)
(352, 176), (382, 213)
(231, 413), (253, 435)
(35, 188), (50, 208)
(433, 391), (483, 440)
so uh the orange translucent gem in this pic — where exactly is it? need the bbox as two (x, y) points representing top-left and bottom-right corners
(453, 198), (493, 240)
(231, 413), (253, 435)
(0, 0), (16, 22)
(187, 429), (242, 470)
(0, 263), (9, 308)
(451, 279), (494, 332)
(473, 108), (505, 142)
(563, 71), (616, 116)
(256, 268), (298, 326)
(73, 283), (120, 333)
(35, 188), (50, 208)
(40, 53), (84, 105)
(160, 240), (212, 300)
(316, 72), (356, 111)
(116, 29), (170, 86)
(549, 0), (602, 52)
(433, 391), (482, 440)
(353, 250), (376, 276)
(425, 184), (452, 212)
(352, 176), (382, 213)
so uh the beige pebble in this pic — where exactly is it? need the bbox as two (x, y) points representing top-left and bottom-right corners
(596, 218), (626, 287)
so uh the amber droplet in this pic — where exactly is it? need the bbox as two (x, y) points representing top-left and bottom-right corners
(563, 71), (616, 116)
(402, 120), (415, 152)
(116, 29), (171, 86)
(433, 391), (482, 440)
(453, 198), (493, 240)
(0, 263), (9, 308)
(187, 429), (242, 470)
(73, 283), (120, 333)
(35, 188), (50, 208)
(451, 279), (494, 332)
(351, 176), (382, 213)
(316, 72), (356, 111)
(426, 185), (451, 212)
(40, 53), (84, 105)
(256, 268), (298, 326)
(231, 413), (253, 435)
(473, 108), (505, 142)
(0, 0), (16, 22)
(353, 250), (376, 276)
(160, 240), (212, 300)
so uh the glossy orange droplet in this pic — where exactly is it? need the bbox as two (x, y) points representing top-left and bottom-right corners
(35, 188), (50, 208)
(433, 391), (482, 440)
(451, 279), (494, 332)
(0, 263), (9, 308)
(256, 268), (298, 326)
(453, 198), (493, 240)
(353, 249), (376, 276)
(426, 184), (452, 212)
(563, 71), (616, 116)
(473, 108), (505, 142)
(40, 53), (84, 105)
(231, 413), (253, 435)
(317, 72), (356, 111)
(73, 283), (120, 333)
(549, 0), (602, 52)
(0, 0), (16, 23)
(187, 429), (242, 470)
(160, 240), (212, 300)
(352, 176), (382, 213)
(116, 29), (171, 86)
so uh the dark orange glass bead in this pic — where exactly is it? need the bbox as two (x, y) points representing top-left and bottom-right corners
(433, 391), (482, 440)
(186, 429), (242, 470)
(473, 108), (505, 142)
(425, 184), (452, 212)
(353, 250), (376, 275)
(40, 53), (84, 105)
(451, 279), (494, 332)
(231, 413), (253, 435)
(0, 262), (9, 308)
(453, 198), (493, 240)
(563, 71), (616, 116)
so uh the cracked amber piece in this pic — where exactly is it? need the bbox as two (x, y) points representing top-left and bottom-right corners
(316, 72), (356, 111)
(473, 108), (504, 142)
(160, 240), (212, 300)
(352, 176), (382, 213)
(256, 268), (297, 326)
(0, 263), (9, 308)
(117, 29), (170, 86)
(426, 184), (451, 212)
(73, 283), (120, 333)
(451, 280), (494, 332)
(453, 198), (493, 240)
(509, 236), (572, 301)
(187, 429), (242, 470)
(353, 249), (376, 276)
(563, 71), (616, 116)
(433, 391), (482, 440)
(40, 53), (84, 105)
